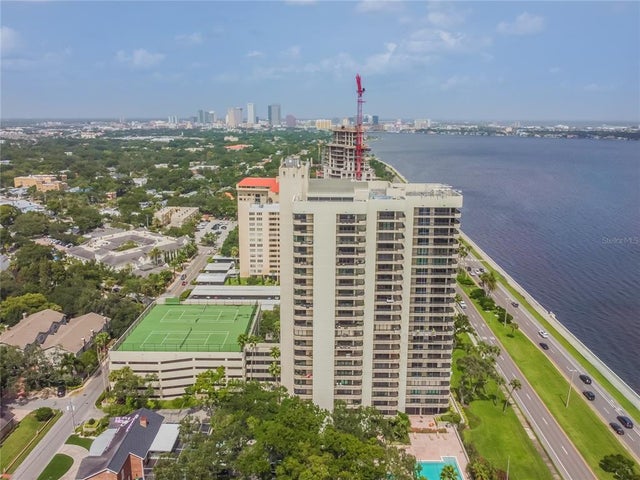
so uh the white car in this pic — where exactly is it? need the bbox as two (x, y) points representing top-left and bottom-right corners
(538, 330), (549, 338)
(459, 301), (467, 309)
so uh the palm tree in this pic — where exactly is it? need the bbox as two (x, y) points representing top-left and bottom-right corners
(148, 246), (162, 266)
(510, 322), (519, 335)
(479, 271), (497, 297)
(458, 243), (469, 270)
(269, 346), (281, 385)
(503, 378), (522, 412)
(94, 332), (110, 360)
(440, 464), (459, 480)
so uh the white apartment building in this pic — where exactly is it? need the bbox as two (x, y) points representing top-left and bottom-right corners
(279, 158), (462, 415)
(236, 177), (281, 280)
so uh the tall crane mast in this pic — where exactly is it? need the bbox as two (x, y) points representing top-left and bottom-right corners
(355, 74), (365, 180)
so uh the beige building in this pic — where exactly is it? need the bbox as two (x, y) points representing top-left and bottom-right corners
(236, 177), (280, 280)
(13, 174), (68, 192)
(322, 126), (375, 181)
(279, 158), (462, 415)
(153, 207), (199, 228)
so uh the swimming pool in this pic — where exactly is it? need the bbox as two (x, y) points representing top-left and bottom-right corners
(418, 456), (463, 479)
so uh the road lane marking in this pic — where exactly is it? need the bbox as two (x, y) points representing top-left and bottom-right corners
(542, 417), (548, 425)
(526, 393), (531, 400)
(561, 446), (568, 455)
(603, 407), (609, 414)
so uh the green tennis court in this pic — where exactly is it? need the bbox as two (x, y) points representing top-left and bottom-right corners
(117, 304), (256, 352)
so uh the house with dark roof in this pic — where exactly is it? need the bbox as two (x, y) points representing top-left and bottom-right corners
(75, 408), (178, 480)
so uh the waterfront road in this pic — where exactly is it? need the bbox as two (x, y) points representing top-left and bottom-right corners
(459, 288), (597, 480)
(465, 257), (640, 462)
(11, 368), (107, 480)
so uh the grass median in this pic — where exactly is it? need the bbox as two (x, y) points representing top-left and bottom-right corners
(460, 281), (633, 478)
(462, 238), (639, 422)
(36, 453), (73, 480)
(0, 409), (62, 475)
(452, 340), (554, 479)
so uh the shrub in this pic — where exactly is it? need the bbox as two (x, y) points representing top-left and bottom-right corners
(34, 407), (55, 422)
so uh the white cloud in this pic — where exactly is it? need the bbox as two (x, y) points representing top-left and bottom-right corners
(497, 12), (545, 36)
(405, 28), (491, 55)
(175, 32), (203, 46)
(1, 26), (21, 55)
(426, 3), (468, 28)
(115, 49), (165, 68)
(356, 0), (403, 14)
(282, 45), (301, 59)
(440, 74), (471, 91)
(2, 47), (71, 71)
(246, 50), (263, 58)
(583, 83), (612, 92)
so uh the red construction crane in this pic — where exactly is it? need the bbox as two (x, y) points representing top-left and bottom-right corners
(355, 74), (365, 180)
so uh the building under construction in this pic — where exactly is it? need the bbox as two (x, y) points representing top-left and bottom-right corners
(322, 74), (376, 181)
(321, 126), (376, 180)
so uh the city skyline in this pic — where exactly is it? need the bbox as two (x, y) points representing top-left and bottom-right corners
(1, 1), (639, 122)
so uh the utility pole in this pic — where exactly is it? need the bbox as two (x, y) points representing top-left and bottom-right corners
(566, 368), (576, 407)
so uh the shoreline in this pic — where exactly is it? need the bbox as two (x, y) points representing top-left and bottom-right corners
(378, 158), (640, 410)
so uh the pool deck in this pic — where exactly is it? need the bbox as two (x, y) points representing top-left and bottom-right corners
(404, 416), (468, 479)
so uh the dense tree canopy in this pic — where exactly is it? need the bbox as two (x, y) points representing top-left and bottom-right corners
(156, 380), (419, 480)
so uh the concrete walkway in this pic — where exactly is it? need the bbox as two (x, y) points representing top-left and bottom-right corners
(58, 444), (89, 480)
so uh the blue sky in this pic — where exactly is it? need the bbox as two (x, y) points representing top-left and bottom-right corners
(2, 1), (639, 122)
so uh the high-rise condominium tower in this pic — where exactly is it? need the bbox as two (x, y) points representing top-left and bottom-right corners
(236, 177), (281, 280)
(268, 104), (281, 126)
(279, 158), (462, 415)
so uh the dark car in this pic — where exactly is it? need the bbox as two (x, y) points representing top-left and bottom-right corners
(610, 422), (624, 435)
(57, 384), (66, 397)
(579, 374), (592, 385)
(511, 301), (519, 308)
(582, 390), (595, 401)
(617, 415), (634, 429)
(539, 342), (549, 350)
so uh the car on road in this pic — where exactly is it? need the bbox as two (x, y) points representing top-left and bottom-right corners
(538, 330), (549, 338)
(617, 415), (634, 429)
(511, 301), (519, 308)
(57, 384), (66, 397)
(610, 422), (625, 435)
(539, 342), (549, 350)
(458, 301), (467, 309)
(579, 374), (592, 385)
(582, 390), (595, 401)
(181, 281), (187, 286)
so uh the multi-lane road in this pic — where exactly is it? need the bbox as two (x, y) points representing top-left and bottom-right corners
(462, 256), (639, 472)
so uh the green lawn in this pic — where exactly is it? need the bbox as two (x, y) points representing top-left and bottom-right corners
(462, 237), (640, 423)
(0, 410), (62, 475)
(36, 453), (73, 480)
(460, 281), (633, 478)
(452, 339), (553, 479)
(65, 434), (93, 450)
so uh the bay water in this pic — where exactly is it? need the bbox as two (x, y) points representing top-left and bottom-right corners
(369, 133), (640, 393)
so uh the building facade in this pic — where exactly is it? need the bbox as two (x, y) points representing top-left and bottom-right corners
(322, 126), (375, 181)
(268, 104), (281, 126)
(279, 158), (462, 415)
(236, 177), (281, 280)
(247, 103), (255, 125)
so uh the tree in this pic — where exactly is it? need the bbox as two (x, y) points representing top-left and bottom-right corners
(184, 366), (227, 414)
(0, 293), (62, 327)
(148, 246), (162, 266)
(0, 205), (20, 228)
(0, 345), (24, 399)
(510, 321), (519, 335)
(479, 271), (497, 297)
(600, 454), (640, 480)
(269, 346), (281, 385)
(502, 378), (522, 412)
(108, 367), (156, 414)
(10, 211), (49, 238)
(458, 243), (469, 270)
(440, 464), (459, 480)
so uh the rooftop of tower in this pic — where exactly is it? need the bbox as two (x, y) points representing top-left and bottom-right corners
(305, 178), (462, 202)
